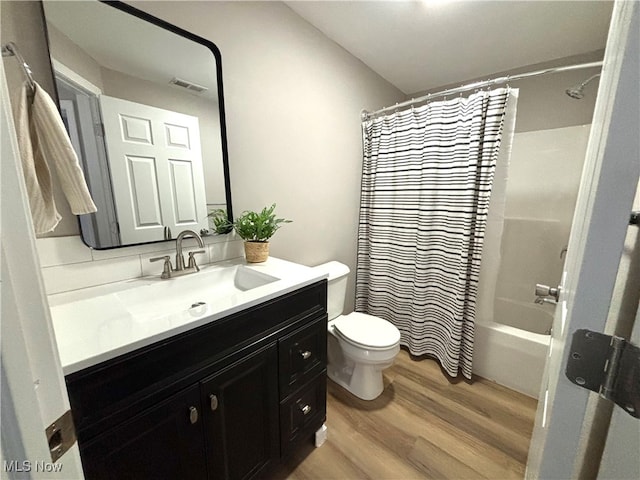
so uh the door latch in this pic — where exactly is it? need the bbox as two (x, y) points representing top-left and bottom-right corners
(565, 329), (640, 419)
(46, 410), (77, 462)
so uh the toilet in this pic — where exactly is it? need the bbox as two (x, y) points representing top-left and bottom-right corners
(312, 261), (401, 400)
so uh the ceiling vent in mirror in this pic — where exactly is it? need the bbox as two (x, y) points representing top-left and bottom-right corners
(169, 77), (208, 94)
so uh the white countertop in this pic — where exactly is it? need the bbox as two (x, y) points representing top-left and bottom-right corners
(49, 257), (326, 375)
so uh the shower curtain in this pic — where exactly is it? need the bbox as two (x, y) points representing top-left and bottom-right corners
(356, 88), (514, 379)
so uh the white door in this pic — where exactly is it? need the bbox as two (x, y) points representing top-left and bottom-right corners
(526, 2), (639, 478)
(100, 95), (208, 244)
(0, 47), (84, 478)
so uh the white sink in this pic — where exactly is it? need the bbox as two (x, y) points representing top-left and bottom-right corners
(48, 257), (326, 375)
(117, 264), (280, 316)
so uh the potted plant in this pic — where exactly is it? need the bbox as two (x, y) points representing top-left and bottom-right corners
(233, 204), (291, 263)
(206, 208), (233, 234)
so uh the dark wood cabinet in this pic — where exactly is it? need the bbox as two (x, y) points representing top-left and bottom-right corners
(279, 372), (327, 457)
(80, 384), (207, 480)
(201, 343), (279, 480)
(66, 281), (327, 480)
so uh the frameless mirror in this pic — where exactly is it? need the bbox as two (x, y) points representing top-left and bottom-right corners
(42, 0), (232, 249)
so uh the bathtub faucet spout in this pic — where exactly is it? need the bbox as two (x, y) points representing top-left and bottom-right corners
(534, 296), (557, 305)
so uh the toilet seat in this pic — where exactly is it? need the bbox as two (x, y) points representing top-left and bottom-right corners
(331, 312), (400, 351)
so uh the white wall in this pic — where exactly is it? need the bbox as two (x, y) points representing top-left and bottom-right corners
(495, 125), (591, 329)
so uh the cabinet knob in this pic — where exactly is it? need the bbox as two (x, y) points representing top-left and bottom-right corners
(299, 404), (311, 416)
(209, 394), (218, 411)
(300, 350), (312, 360)
(189, 406), (199, 424)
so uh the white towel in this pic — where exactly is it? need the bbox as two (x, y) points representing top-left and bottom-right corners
(16, 81), (97, 234)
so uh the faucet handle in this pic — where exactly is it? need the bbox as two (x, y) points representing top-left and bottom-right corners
(150, 255), (173, 279)
(187, 250), (206, 271)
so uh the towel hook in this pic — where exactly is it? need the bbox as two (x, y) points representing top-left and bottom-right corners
(2, 42), (35, 93)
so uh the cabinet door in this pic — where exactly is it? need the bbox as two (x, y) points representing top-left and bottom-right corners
(80, 384), (207, 480)
(201, 343), (279, 480)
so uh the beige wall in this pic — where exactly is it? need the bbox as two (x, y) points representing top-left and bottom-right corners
(127, 1), (405, 311)
(47, 24), (104, 91)
(3, 1), (403, 312)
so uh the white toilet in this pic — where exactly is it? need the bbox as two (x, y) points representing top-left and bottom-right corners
(313, 262), (401, 400)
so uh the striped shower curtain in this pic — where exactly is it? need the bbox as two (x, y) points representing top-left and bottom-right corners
(355, 88), (512, 379)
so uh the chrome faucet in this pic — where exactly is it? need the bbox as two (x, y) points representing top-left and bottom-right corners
(175, 229), (205, 271)
(534, 283), (561, 306)
(150, 229), (205, 279)
(535, 296), (557, 305)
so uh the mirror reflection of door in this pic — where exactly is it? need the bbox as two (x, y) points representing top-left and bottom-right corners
(100, 95), (208, 245)
(43, 0), (230, 249)
(56, 74), (120, 247)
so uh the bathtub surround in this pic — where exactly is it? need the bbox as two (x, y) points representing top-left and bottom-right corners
(471, 124), (589, 397)
(356, 88), (515, 379)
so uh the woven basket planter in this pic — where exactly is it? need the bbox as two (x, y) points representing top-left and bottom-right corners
(244, 241), (269, 263)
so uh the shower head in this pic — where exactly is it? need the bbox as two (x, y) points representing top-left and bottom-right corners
(565, 73), (601, 100)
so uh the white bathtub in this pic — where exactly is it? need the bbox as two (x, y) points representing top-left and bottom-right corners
(495, 296), (554, 334)
(472, 319), (550, 398)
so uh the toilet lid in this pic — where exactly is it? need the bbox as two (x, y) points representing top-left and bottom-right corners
(332, 312), (401, 349)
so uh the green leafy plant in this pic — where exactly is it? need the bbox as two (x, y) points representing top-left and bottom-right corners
(233, 204), (291, 242)
(206, 209), (233, 234)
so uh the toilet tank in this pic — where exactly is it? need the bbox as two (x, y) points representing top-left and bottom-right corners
(312, 261), (350, 321)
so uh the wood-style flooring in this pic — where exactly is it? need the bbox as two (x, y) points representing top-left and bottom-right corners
(273, 348), (538, 480)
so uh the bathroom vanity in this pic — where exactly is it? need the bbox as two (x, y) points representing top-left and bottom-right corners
(49, 258), (328, 480)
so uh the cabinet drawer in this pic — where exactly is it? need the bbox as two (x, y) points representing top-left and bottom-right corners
(278, 317), (327, 398)
(279, 371), (327, 457)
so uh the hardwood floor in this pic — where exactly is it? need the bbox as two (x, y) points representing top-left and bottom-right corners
(273, 348), (538, 479)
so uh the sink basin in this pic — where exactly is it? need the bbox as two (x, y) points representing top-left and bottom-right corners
(48, 257), (325, 375)
(117, 264), (280, 316)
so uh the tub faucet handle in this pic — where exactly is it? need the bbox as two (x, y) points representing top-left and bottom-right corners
(535, 284), (561, 302)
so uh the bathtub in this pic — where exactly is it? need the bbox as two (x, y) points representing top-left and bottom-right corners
(472, 308), (551, 398)
(494, 296), (553, 334)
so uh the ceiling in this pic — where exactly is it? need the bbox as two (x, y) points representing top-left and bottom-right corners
(43, 1), (613, 101)
(286, 0), (614, 94)
(43, 0), (219, 101)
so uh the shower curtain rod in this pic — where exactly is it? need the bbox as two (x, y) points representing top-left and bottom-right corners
(362, 60), (603, 121)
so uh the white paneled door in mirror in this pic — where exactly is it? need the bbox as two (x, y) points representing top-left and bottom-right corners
(100, 95), (207, 245)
